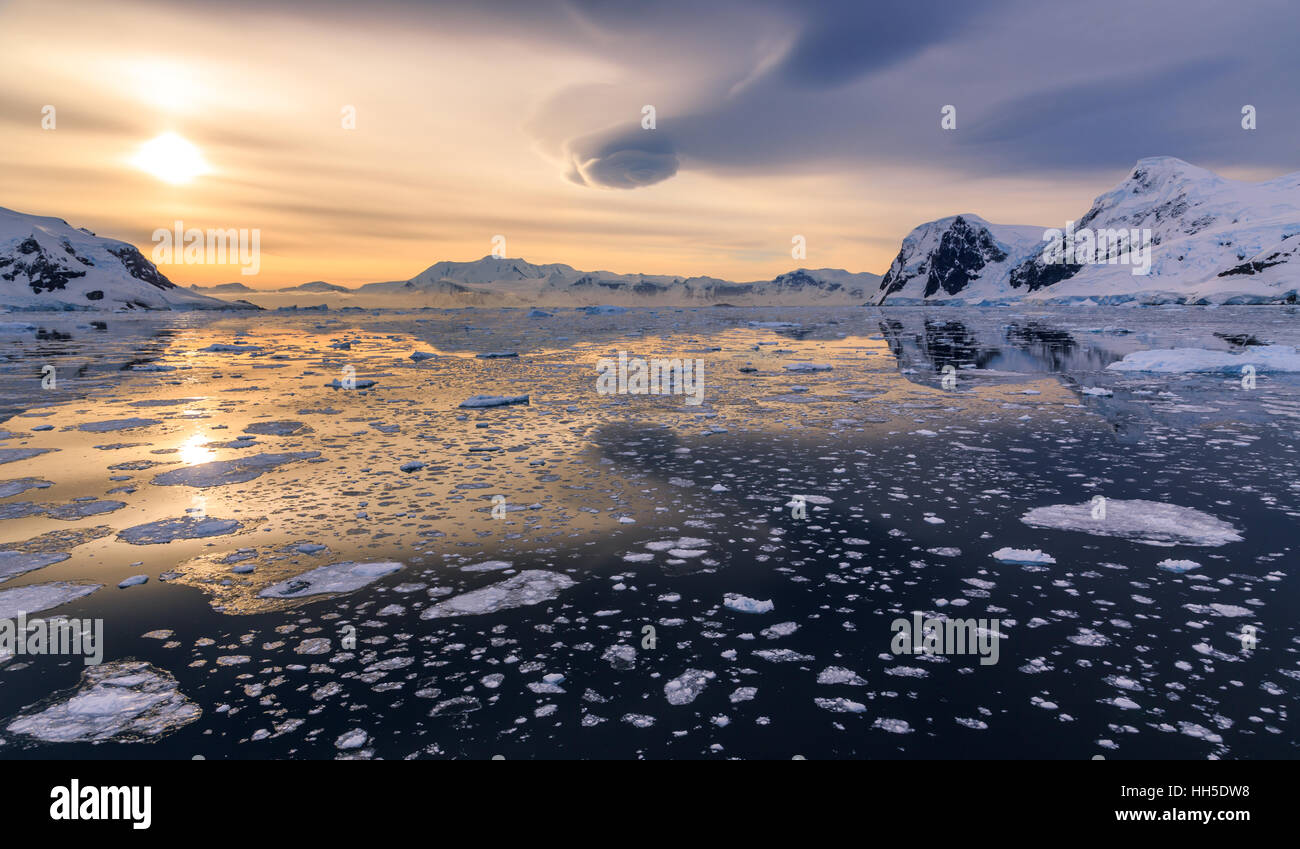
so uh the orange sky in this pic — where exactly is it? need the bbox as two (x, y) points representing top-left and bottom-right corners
(0, 0), (1205, 289)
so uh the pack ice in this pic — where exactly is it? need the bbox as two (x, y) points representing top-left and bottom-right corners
(1021, 499), (1242, 546)
(5, 661), (201, 743)
(420, 570), (575, 619)
(0, 582), (101, 619)
(152, 451), (320, 487)
(258, 561), (403, 599)
(1107, 344), (1300, 373)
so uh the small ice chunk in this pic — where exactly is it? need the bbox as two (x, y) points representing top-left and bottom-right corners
(817, 666), (867, 686)
(815, 697), (866, 713)
(664, 669), (714, 706)
(335, 729), (368, 750)
(458, 395), (529, 409)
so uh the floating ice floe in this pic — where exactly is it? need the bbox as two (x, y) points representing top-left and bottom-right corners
(77, 418), (160, 433)
(664, 669), (714, 705)
(200, 343), (263, 353)
(754, 649), (814, 663)
(242, 420), (307, 436)
(335, 729), (368, 750)
(873, 718), (913, 734)
(295, 638), (331, 655)
(420, 570), (575, 619)
(992, 547), (1057, 565)
(0, 478), (52, 498)
(43, 500), (125, 521)
(723, 593), (773, 614)
(0, 550), (70, 583)
(475, 351), (518, 359)
(815, 697), (867, 714)
(1157, 558), (1202, 573)
(118, 517), (244, 545)
(1021, 499), (1242, 547)
(5, 660), (200, 743)
(761, 621), (798, 639)
(1184, 602), (1251, 617)
(0, 448), (54, 465)
(458, 394), (530, 408)
(783, 362), (833, 372)
(0, 582), (101, 619)
(602, 644), (636, 670)
(462, 560), (512, 572)
(817, 666), (867, 686)
(259, 561), (403, 599)
(1107, 344), (1300, 373)
(152, 451), (320, 487)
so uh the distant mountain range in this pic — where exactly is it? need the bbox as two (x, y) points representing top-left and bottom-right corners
(190, 280), (350, 294)
(4, 157), (1297, 311)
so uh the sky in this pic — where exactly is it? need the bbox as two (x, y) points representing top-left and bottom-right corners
(1, 0), (1297, 288)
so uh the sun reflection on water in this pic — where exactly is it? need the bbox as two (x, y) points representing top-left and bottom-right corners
(178, 433), (215, 466)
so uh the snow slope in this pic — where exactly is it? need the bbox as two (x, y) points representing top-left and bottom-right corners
(0, 207), (254, 311)
(869, 215), (1045, 305)
(875, 158), (1300, 305)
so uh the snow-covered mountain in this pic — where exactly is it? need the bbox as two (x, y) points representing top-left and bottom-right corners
(276, 280), (350, 293)
(875, 157), (1300, 305)
(0, 206), (254, 311)
(335, 257), (881, 307)
(18, 155), (1291, 312)
(191, 281), (255, 294)
(870, 215), (1045, 305)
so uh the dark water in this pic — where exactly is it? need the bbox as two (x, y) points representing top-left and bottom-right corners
(0, 306), (1296, 759)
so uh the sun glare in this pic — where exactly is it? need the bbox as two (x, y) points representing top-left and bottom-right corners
(178, 433), (216, 466)
(131, 132), (210, 184)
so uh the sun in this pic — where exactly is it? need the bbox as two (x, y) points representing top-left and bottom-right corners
(131, 132), (210, 184)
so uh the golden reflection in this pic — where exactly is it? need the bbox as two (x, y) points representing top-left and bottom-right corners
(178, 433), (216, 466)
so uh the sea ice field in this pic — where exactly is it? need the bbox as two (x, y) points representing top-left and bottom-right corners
(0, 305), (1295, 759)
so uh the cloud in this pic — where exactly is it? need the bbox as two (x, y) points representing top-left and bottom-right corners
(564, 128), (679, 189)
(773, 0), (988, 87)
(525, 0), (1300, 189)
